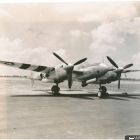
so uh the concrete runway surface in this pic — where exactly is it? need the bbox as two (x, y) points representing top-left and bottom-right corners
(0, 77), (140, 139)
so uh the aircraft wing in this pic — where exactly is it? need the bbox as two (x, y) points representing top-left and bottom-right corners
(123, 70), (140, 73)
(0, 60), (55, 73)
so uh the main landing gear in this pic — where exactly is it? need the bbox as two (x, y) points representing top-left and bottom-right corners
(51, 84), (60, 96)
(97, 86), (109, 98)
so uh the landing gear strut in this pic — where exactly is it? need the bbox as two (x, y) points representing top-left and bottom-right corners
(97, 86), (109, 98)
(51, 84), (60, 96)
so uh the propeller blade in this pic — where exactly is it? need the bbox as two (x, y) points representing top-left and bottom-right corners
(123, 63), (133, 69)
(118, 78), (120, 89)
(53, 52), (68, 65)
(107, 56), (118, 68)
(74, 58), (87, 66)
(68, 71), (73, 89)
(118, 73), (121, 89)
(66, 66), (74, 89)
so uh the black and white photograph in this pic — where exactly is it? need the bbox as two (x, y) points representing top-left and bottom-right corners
(0, 1), (140, 139)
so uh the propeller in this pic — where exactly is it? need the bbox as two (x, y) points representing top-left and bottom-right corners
(107, 56), (133, 89)
(53, 52), (87, 89)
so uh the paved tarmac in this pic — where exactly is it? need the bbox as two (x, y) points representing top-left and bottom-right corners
(0, 77), (140, 139)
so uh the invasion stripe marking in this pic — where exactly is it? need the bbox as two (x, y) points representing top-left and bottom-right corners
(19, 64), (31, 69)
(33, 66), (46, 72)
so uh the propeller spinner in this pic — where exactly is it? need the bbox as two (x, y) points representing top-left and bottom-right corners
(53, 52), (87, 89)
(107, 56), (133, 89)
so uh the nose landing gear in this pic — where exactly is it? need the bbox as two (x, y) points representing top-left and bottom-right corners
(97, 86), (109, 98)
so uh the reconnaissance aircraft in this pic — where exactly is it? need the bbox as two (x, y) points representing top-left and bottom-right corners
(0, 52), (138, 98)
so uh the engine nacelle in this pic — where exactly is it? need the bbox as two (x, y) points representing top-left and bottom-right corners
(97, 71), (118, 84)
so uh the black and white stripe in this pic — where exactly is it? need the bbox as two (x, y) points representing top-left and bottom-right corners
(33, 66), (46, 72)
(19, 64), (31, 69)
(0, 60), (55, 73)
(19, 63), (54, 73)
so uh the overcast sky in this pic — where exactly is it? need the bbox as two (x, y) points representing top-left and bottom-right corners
(0, 2), (140, 78)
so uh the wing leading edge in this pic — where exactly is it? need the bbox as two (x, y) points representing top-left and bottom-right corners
(123, 70), (140, 73)
(0, 60), (55, 73)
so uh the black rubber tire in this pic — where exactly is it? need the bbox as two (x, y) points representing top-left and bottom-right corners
(100, 86), (107, 93)
(104, 92), (109, 97)
(51, 85), (60, 95)
(98, 86), (108, 98)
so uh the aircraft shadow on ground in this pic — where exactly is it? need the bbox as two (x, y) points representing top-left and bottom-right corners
(10, 89), (140, 101)
(11, 93), (94, 100)
(88, 91), (140, 100)
(110, 94), (140, 99)
(32, 89), (84, 92)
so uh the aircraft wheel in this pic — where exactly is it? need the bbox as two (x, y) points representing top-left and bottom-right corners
(122, 92), (128, 96)
(97, 90), (103, 98)
(98, 86), (108, 98)
(51, 85), (60, 96)
(100, 86), (107, 93)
